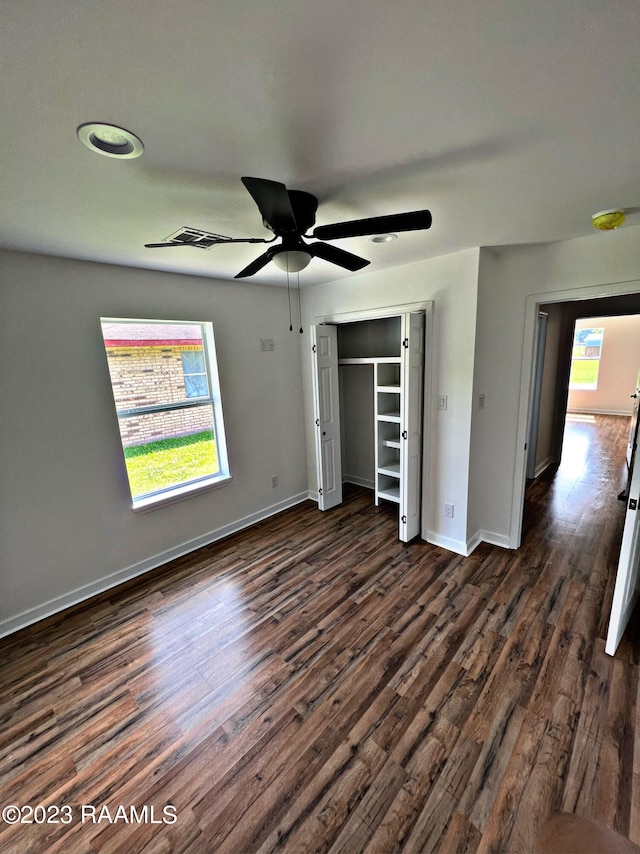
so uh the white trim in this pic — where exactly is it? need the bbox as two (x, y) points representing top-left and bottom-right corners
(132, 473), (232, 512)
(343, 475), (375, 490)
(0, 492), (309, 640)
(315, 301), (433, 325)
(534, 457), (555, 478)
(425, 528), (513, 556)
(566, 407), (633, 417)
(477, 529), (513, 549)
(426, 531), (473, 556)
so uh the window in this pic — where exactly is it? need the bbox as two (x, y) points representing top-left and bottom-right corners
(100, 318), (231, 509)
(181, 351), (208, 398)
(569, 325), (604, 391)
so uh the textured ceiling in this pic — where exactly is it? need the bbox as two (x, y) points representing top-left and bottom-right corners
(2, 0), (640, 286)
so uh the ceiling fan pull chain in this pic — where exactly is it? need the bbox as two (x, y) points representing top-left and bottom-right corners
(287, 267), (293, 331)
(297, 270), (303, 334)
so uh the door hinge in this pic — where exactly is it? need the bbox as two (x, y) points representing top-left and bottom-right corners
(312, 344), (317, 353)
(401, 515), (407, 523)
(315, 418), (320, 427)
(319, 488), (323, 496)
(403, 338), (409, 348)
(630, 498), (638, 511)
(402, 430), (408, 439)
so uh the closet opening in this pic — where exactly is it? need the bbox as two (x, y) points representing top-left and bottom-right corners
(311, 307), (429, 543)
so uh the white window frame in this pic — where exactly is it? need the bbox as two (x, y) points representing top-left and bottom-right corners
(101, 317), (231, 510)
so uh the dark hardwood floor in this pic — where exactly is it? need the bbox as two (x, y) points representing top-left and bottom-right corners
(1, 414), (638, 853)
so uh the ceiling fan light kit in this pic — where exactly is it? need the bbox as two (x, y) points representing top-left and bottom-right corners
(77, 123), (144, 159)
(591, 209), (626, 231)
(144, 176), (433, 279)
(272, 250), (312, 273)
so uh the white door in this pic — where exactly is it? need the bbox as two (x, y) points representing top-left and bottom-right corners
(310, 325), (342, 510)
(626, 369), (640, 469)
(526, 312), (549, 479)
(605, 450), (640, 656)
(400, 312), (425, 542)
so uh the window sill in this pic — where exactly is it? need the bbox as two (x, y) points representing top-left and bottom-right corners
(131, 473), (232, 513)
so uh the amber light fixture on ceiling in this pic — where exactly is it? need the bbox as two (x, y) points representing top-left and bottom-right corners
(591, 209), (626, 231)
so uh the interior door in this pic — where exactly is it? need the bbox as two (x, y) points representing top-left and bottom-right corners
(605, 446), (640, 656)
(526, 312), (549, 479)
(400, 312), (425, 542)
(310, 324), (342, 510)
(626, 369), (640, 469)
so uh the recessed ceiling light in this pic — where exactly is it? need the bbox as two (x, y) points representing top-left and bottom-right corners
(76, 123), (144, 159)
(591, 209), (626, 230)
(369, 233), (398, 243)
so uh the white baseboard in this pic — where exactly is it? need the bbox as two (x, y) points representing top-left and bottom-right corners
(477, 529), (513, 549)
(567, 408), (632, 417)
(534, 456), (555, 478)
(342, 475), (375, 490)
(427, 528), (513, 556)
(425, 531), (472, 556)
(0, 492), (309, 640)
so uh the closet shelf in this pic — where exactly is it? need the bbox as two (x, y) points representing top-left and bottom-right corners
(339, 357), (402, 366)
(382, 439), (402, 449)
(377, 385), (401, 394)
(378, 463), (401, 478)
(377, 412), (401, 422)
(377, 486), (401, 503)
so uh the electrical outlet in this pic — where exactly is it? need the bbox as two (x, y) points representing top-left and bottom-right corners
(271, 476), (278, 488)
(444, 503), (454, 518)
(260, 339), (275, 352)
(438, 394), (448, 410)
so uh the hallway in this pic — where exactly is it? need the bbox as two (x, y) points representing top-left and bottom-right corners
(523, 412), (629, 554)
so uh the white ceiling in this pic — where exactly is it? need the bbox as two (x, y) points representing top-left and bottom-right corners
(2, 0), (640, 286)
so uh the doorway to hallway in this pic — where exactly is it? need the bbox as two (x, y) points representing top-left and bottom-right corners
(522, 413), (628, 548)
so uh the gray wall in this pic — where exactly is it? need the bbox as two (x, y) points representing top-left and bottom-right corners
(301, 249), (480, 556)
(0, 249), (308, 635)
(469, 226), (640, 548)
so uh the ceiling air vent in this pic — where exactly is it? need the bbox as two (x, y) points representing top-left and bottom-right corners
(162, 227), (231, 249)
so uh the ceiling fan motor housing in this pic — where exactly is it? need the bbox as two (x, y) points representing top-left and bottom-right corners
(287, 190), (318, 234)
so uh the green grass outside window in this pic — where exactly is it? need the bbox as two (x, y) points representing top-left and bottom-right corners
(123, 431), (219, 497)
(569, 359), (600, 388)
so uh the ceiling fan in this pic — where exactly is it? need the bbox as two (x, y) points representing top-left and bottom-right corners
(145, 177), (432, 279)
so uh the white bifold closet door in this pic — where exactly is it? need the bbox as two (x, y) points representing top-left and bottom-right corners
(310, 324), (342, 510)
(400, 312), (425, 542)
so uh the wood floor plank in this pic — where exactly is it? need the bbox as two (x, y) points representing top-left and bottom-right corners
(1, 413), (638, 853)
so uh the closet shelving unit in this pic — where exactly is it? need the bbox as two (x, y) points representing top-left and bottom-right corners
(337, 355), (403, 506)
(314, 309), (425, 542)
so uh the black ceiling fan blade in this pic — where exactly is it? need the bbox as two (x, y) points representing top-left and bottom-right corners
(313, 209), (432, 240)
(308, 242), (370, 272)
(241, 177), (298, 235)
(234, 249), (274, 279)
(144, 242), (194, 248)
